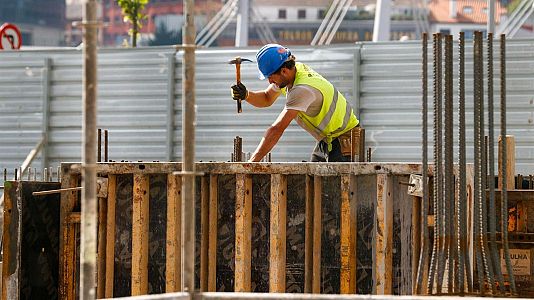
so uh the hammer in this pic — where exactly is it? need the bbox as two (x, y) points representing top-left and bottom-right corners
(228, 56), (253, 113)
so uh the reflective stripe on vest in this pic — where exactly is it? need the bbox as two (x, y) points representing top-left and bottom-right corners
(282, 62), (359, 148)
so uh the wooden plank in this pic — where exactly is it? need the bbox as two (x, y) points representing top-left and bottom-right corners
(374, 174), (393, 294)
(67, 212), (81, 224)
(269, 174), (287, 292)
(304, 175), (313, 293)
(59, 172), (79, 300)
(340, 174), (357, 293)
(498, 135), (515, 189)
(312, 175), (322, 293)
(208, 174), (218, 292)
(97, 193), (108, 298)
(105, 175), (117, 298)
(166, 174), (182, 292)
(131, 174), (149, 295)
(411, 195), (421, 293)
(235, 174), (252, 292)
(200, 176), (209, 291)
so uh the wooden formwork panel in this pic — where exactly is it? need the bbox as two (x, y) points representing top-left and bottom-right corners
(2, 181), (61, 300)
(58, 162), (436, 298)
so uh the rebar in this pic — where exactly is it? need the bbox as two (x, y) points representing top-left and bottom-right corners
(428, 33), (440, 294)
(14, 168), (18, 181)
(105, 130), (109, 162)
(444, 35), (455, 293)
(234, 136), (243, 162)
(477, 31), (495, 293)
(3, 168), (6, 182)
(488, 32), (506, 294)
(415, 32), (430, 295)
(500, 33), (517, 294)
(435, 33), (446, 294)
(457, 31), (472, 293)
(98, 128), (102, 162)
(473, 31), (485, 294)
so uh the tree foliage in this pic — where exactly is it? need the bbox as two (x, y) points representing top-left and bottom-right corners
(149, 23), (182, 46)
(117, 0), (149, 47)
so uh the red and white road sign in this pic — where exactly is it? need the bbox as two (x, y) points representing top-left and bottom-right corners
(0, 23), (22, 50)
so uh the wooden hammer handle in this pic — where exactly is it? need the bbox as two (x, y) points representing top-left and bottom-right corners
(236, 63), (242, 113)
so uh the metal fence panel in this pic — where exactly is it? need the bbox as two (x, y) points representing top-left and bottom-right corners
(0, 40), (533, 181)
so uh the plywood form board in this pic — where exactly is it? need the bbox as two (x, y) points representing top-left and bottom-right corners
(2, 181), (61, 300)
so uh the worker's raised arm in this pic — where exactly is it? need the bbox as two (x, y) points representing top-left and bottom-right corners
(231, 82), (281, 108)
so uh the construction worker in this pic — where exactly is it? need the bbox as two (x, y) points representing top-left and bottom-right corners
(231, 44), (360, 162)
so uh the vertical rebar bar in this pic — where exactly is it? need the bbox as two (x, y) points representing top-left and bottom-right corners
(14, 168), (18, 181)
(478, 31), (495, 293)
(416, 32), (429, 295)
(428, 33), (439, 294)
(105, 130), (109, 162)
(98, 128), (102, 162)
(457, 31), (472, 293)
(473, 31), (486, 294)
(234, 136), (243, 162)
(444, 35), (455, 293)
(488, 32), (506, 294)
(3, 168), (6, 182)
(182, 0), (197, 293)
(81, 0), (99, 298)
(436, 33), (446, 294)
(500, 33), (516, 294)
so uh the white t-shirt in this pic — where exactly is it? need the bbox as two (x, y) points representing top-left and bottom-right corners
(284, 84), (324, 141)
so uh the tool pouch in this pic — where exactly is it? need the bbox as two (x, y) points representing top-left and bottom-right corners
(338, 132), (352, 157)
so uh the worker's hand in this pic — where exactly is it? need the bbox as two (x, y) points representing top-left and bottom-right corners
(231, 82), (248, 101)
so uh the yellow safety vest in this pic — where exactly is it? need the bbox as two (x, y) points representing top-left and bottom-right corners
(282, 62), (359, 150)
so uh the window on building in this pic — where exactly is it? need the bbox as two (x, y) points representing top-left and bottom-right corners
(440, 29), (451, 35)
(278, 9), (287, 19)
(463, 6), (473, 14)
(298, 9), (306, 19)
(482, 7), (488, 14)
(317, 9), (326, 19)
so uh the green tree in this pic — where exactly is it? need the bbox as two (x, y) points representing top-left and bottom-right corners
(149, 23), (182, 46)
(117, 0), (149, 47)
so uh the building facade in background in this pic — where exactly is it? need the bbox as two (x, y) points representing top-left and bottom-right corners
(429, 0), (507, 37)
(0, 0), (65, 46)
(63, 0), (515, 48)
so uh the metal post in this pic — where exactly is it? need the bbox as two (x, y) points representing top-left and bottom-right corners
(81, 0), (98, 298)
(487, 0), (495, 34)
(372, 0), (391, 41)
(182, 0), (197, 293)
(235, 0), (249, 46)
(167, 54), (176, 162)
(42, 58), (51, 171)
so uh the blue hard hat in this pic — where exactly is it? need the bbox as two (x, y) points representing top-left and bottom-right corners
(256, 44), (291, 80)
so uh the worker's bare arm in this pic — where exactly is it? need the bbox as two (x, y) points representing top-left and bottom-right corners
(245, 84), (281, 108)
(249, 108), (299, 162)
